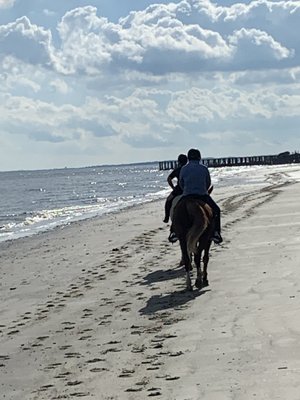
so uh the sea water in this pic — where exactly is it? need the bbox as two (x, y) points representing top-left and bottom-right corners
(0, 162), (295, 243)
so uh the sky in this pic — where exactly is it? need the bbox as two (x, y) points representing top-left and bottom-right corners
(1, 0), (300, 171)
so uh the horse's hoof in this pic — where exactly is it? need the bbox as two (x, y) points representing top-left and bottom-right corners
(202, 279), (209, 287)
(195, 279), (202, 289)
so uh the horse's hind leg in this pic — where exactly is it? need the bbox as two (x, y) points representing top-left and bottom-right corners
(202, 246), (210, 287)
(179, 238), (192, 291)
(194, 249), (202, 289)
(185, 262), (192, 291)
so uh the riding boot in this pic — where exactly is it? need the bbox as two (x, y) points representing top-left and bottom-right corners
(163, 198), (172, 223)
(214, 214), (221, 235)
(212, 215), (223, 244)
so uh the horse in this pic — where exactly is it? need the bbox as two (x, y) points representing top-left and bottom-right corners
(171, 196), (214, 291)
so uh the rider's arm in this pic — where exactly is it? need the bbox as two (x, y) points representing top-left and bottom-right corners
(206, 169), (212, 192)
(179, 168), (185, 190)
(167, 174), (175, 189)
(168, 166), (182, 190)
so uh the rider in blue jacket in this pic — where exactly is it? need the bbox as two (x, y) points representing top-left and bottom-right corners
(170, 148), (222, 244)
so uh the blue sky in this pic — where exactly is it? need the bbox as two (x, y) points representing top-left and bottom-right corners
(1, 0), (300, 170)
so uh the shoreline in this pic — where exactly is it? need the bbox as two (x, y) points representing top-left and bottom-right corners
(0, 197), (165, 247)
(1, 166), (300, 399)
(2, 162), (299, 246)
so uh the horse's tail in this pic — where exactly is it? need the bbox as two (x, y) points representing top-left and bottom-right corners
(186, 202), (211, 255)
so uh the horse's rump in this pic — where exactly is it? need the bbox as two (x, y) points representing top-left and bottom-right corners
(173, 197), (214, 254)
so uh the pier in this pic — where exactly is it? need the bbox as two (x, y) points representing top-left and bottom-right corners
(159, 151), (300, 170)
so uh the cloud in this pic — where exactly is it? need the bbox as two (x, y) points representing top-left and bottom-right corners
(230, 67), (300, 85)
(49, 78), (69, 94)
(0, 0), (15, 9)
(2, 76), (300, 146)
(0, 56), (43, 93)
(228, 28), (293, 70)
(0, 16), (54, 65)
(1, 1), (300, 169)
(1, 1), (299, 76)
(43, 9), (56, 17)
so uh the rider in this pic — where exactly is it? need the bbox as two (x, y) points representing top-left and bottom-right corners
(170, 148), (223, 244)
(163, 153), (188, 223)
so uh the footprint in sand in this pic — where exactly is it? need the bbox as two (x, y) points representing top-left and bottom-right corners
(86, 358), (106, 364)
(36, 335), (49, 341)
(44, 362), (63, 371)
(125, 388), (143, 393)
(68, 391), (90, 397)
(55, 372), (72, 379)
(64, 352), (81, 359)
(90, 367), (108, 373)
(38, 384), (54, 392)
(66, 381), (82, 387)
(148, 389), (162, 397)
(98, 320), (110, 326)
(165, 376), (180, 381)
(105, 340), (121, 345)
(64, 325), (75, 330)
(7, 329), (19, 335)
(131, 345), (146, 353)
(119, 368), (135, 378)
(96, 274), (106, 280)
(59, 345), (71, 350)
(102, 348), (121, 355)
(146, 366), (160, 371)
(78, 335), (92, 341)
(0, 355), (9, 367)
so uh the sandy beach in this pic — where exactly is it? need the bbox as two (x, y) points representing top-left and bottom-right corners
(1, 165), (300, 400)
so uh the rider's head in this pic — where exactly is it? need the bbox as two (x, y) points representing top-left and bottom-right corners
(187, 148), (201, 161)
(177, 154), (188, 166)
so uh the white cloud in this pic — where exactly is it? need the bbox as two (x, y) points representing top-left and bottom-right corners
(0, 93), (119, 142)
(43, 9), (56, 17)
(1, 1), (299, 76)
(1, 0), (300, 169)
(0, 56), (42, 92)
(0, 0), (15, 9)
(50, 78), (69, 94)
(0, 16), (54, 65)
(228, 28), (293, 69)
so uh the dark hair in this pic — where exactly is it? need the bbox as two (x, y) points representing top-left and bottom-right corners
(177, 154), (188, 166)
(187, 148), (201, 161)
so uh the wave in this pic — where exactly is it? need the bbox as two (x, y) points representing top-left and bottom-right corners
(0, 189), (169, 243)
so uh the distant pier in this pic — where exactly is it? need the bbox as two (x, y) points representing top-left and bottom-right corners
(159, 151), (300, 170)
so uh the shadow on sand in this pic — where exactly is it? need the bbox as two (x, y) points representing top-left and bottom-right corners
(140, 266), (184, 286)
(139, 288), (210, 315)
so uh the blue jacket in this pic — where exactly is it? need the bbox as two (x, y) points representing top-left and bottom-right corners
(179, 160), (211, 196)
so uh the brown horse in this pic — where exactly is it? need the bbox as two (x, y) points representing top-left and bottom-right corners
(172, 196), (214, 291)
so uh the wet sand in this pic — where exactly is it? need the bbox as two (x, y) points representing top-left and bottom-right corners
(1, 165), (300, 399)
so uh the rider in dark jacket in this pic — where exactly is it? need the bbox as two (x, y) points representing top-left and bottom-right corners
(163, 153), (188, 223)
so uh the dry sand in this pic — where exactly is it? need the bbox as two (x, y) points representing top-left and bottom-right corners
(1, 165), (300, 400)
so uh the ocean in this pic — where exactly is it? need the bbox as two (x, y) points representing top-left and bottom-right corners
(0, 162), (294, 243)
